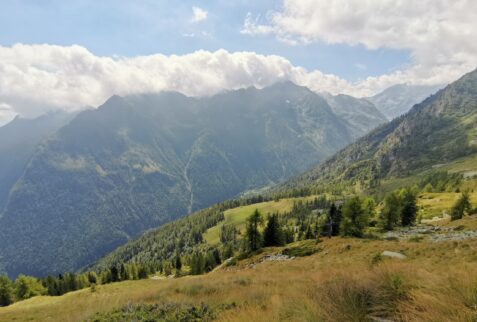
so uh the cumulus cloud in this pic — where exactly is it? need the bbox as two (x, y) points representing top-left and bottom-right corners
(0, 42), (472, 120)
(242, 0), (477, 91)
(0, 44), (361, 117)
(191, 6), (208, 23)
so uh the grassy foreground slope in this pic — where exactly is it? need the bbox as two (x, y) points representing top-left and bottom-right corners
(2, 216), (477, 321)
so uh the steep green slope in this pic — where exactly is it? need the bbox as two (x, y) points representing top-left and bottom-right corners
(0, 111), (74, 211)
(280, 69), (477, 193)
(0, 82), (375, 277)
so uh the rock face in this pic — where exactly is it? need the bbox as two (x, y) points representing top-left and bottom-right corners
(381, 251), (407, 259)
(320, 92), (388, 137)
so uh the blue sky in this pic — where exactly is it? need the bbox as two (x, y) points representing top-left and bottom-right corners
(0, 0), (474, 125)
(0, 0), (409, 82)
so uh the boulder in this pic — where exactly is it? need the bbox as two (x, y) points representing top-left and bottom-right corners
(381, 251), (407, 259)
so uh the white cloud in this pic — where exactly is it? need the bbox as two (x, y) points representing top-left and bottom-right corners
(191, 6), (208, 23)
(242, 0), (477, 91)
(0, 103), (18, 127)
(0, 43), (473, 120)
(241, 12), (274, 36)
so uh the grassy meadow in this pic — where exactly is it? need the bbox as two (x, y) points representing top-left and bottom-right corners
(3, 215), (477, 321)
(204, 196), (317, 244)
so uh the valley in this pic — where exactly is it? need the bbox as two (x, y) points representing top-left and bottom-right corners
(1, 2), (476, 321)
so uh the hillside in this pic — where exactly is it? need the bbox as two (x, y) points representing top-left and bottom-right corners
(3, 215), (477, 321)
(91, 180), (477, 270)
(0, 81), (386, 278)
(0, 111), (74, 211)
(280, 69), (477, 193)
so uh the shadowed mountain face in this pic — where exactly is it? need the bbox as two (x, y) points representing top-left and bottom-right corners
(280, 69), (477, 192)
(0, 82), (385, 277)
(0, 112), (74, 211)
(368, 84), (444, 120)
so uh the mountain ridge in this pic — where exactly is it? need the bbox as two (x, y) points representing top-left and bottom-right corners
(0, 81), (386, 277)
(279, 68), (477, 192)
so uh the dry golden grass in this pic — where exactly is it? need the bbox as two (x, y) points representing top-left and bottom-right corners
(3, 226), (477, 322)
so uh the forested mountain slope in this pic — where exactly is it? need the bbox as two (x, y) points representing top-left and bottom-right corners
(0, 112), (74, 211)
(280, 69), (477, 192)
(0, 81), (383, 277)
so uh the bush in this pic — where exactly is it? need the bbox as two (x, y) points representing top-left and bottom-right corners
(14, 275), (47, 300)
(87, 302), (216, 322)
(282, 244), (319, 257)
(0, 275), (14, 306)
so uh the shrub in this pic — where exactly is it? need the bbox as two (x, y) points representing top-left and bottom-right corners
(282, 243), (318, 257)
(14, 275), (47, 300)
(87, 302), (216, 322)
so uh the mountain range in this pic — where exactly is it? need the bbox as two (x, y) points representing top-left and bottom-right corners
(91, 68), (477, 274)
(0, 81), (388, 277)
(281, 69), (477, 192)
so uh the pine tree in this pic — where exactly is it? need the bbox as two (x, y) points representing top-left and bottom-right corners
(400, 188), (417, 226)
(138, 266), (148, 279)
(340, 197), (369, 237)
(380, 192), (402, 231)
(245, 209), (263, 252)
(326, 203), (338, 237)
(263, 214), (285, 246)
(110, 267), (119, 282)
(174, 254), (182, 272)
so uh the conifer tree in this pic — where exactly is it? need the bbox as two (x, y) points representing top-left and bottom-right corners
(0, 275), (14, 306)
(174, 253), (182, 272)
(263, 214), (285, 246)
(380, 192), (402, 231)
(400, 188), (417, 226)
(245, 209), (263, 251)
(340, 197), (369, 237)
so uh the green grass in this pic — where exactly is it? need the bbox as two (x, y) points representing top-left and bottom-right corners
(203, 196), (317, 244)
(418, 192), (477, 219)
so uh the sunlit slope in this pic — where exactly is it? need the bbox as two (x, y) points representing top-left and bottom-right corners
(203, 196), (316, 244)
(3, 217), (477, 322)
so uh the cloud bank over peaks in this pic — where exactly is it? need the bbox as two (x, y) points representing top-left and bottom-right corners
(0, 42), (470, 123)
